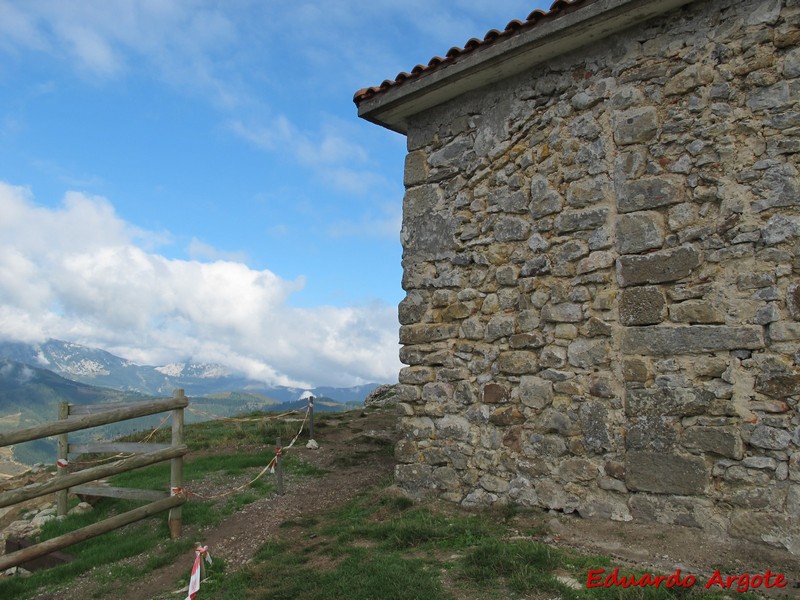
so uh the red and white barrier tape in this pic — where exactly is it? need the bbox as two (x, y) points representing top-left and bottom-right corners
(185, 544), (212, 600)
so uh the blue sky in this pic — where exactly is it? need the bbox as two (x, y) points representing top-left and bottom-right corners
(0, 0), (547, 387)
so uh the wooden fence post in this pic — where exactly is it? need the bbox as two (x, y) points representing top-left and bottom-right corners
(57, 402), (69, 516)
(275, 437), (284, 496)
(309, 396), (315, 441)
(168, 389), (185, 539)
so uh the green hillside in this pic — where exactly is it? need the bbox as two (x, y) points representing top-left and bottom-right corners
(0, 361), (360, 465)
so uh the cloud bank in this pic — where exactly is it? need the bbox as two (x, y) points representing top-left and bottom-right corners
(0, 182), (400, 387)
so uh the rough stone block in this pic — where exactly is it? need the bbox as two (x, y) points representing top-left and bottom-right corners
(621, 325), (764, 355)
(422, 381), (453, 404)
(616, 245), (700, 287)
(668, 300), (725, 324)
(526, 433), (567, 458)
(480, 474), (509, 494)
(398, 291), (427, 325)
(403, 150), (429, 187)
(629, 494), (712, 528)
(394, 438), (417, 463)
(483, 383), (509, 404)
(538, 408), (578, 435)
(401, 211), (458, 258)
(432, 466), (461, 493)
(442, 302), (472, 320)
(400, 417), (436, 439)
(613, 106), (658, 145)
(461, 487), (499, 507)
(508, 477), (538, 506)
(682, 426), (744, 459)
(567, 338), (610, 368)
(554, 208), (608, 233)
(395, 464), (435, 497)
(530, 175), (563, 218)
(552, 240), (589, 265)
(399, 366), (435, 385)
(769, 321), (800, 341)
(626, 416), (678, 452)
(622, 357), (649, 382)
(579, 401), (611, 453)
(495, 265), (518, 287)
(519, 376), (554, 409)
(615, 212), (665, 254)
(432, 414), (470, 442)
(664, 64), (714, 96)
(729, 511), (796, 552)
(626, 451), (708, 495)
(762, 215), (800, 244)
(509, 333), (546, 349)
(583, 317), (612, 337)
(502, 426), (523, 452)
(400, 323), (460, 344)
(738, 272), (777, 293)
(495, 216), (531, 241)
(539, 345), (567, 368)
(542, 303), (583, 323)
(498, 189), (530, 213)
(626, 387), (712, 417)
(486, 314), (516, 342)
(750, 425), (792, 450)
(617, 177), (684, 213)
(576, 251), (614, 274)
(489, 405), (525, 426)
(497, 351), (539, 374)
(785, 47), (800, 79)
(460, 317), (485, 340)
(788, 284), (800, 321)
(566, 176), (609, 207)
(535, 479), (580, 512)
(558, 458), (598, 482)
(748, 82), (791, 112)
(619, 286), (665, 326)
(755, 371), (800, 398)
(520, 256), (551, 276)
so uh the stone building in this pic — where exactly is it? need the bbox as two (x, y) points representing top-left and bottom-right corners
(354, 0), (800, 553)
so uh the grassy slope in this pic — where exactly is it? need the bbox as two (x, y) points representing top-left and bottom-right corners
(0, 408), (778, 600)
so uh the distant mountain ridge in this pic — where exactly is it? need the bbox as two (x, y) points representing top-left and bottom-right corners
(0, 344), (369, 464)
(0, 357), (157, 464)
(0, 339), (385, 403)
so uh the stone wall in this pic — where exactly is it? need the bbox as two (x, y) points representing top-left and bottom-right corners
(394, 0), (800, 553)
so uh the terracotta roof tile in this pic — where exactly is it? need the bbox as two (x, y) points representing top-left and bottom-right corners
(353, 0), (598, 106)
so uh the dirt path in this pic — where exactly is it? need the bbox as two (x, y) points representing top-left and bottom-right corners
(33, 409), (399, 600)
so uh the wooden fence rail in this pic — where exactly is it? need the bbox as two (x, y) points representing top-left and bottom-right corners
(0, 389), (189, 572)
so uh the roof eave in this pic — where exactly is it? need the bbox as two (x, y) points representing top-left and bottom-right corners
(357, 0), (697, 135)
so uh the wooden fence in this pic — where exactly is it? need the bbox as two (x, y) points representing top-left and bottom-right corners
(0, 389), (189, 571)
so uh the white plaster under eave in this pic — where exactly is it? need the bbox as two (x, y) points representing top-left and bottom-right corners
(357, 0), (698, 135)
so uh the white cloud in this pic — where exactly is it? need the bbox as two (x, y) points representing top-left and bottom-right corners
(0, 1), (243, 105)
(229, 117), (368, 165)
(0, 182), (400, 387)
(187, 238), (249, 264)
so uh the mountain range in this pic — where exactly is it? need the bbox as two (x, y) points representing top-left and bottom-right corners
(0, 339), (388, 465)
(0, 339), (383, 403)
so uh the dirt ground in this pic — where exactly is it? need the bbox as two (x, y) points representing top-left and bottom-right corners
(14, 406), (800, 598)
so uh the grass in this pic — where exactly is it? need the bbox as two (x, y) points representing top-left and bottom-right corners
(0, 407), (781, 600)
(198, 489), (768, 600)
(0, 409), (325, 600)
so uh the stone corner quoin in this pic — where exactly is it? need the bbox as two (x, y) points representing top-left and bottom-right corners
(385, 0), (800, 555)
